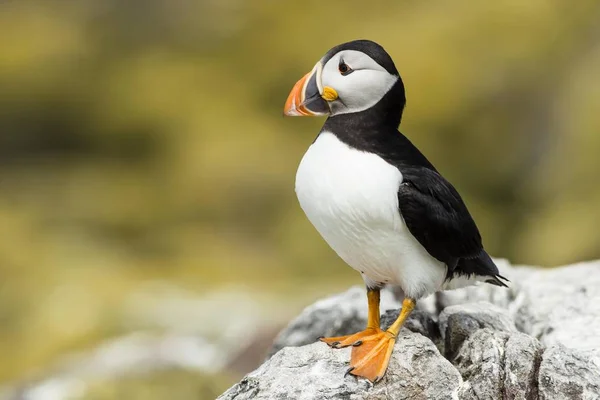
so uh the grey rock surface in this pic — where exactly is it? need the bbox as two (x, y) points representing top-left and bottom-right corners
(503, 333), (544, 400)
(218, 332), (462, 400)
(439, 301), (517, 358)
(454, 329), (509, 399)
(436, 259), (600, 362)
(513, 261), (600, 362)
(220, 260), (600, 400)
(454, 329), (544, 400)
(538, 346), (600, 400)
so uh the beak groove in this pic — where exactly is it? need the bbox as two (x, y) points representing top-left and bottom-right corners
(283, 71), (312, 116)
(283, 63), (330, 117)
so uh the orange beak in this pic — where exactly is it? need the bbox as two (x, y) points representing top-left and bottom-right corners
(283, 63), (330, 117)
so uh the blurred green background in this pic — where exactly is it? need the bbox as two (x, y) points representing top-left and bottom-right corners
(1, 0), (599, 399)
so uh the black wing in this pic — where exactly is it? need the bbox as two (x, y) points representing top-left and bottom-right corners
(397, 166), (483, 272)
(397, 167), (507, 286)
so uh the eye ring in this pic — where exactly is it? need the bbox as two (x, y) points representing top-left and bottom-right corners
(338, 61), (353, 76)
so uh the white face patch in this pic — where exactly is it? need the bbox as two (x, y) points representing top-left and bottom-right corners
(320, 50), (398, 116)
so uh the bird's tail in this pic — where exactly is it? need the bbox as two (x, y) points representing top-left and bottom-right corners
(444, 251), (509, 290)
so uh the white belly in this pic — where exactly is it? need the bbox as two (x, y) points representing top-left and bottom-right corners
(295, 132), (446, 299)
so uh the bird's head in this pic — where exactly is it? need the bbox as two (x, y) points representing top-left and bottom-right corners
(284, 40), (405, 123)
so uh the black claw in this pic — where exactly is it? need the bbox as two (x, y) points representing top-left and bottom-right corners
(331, 341), (340, 348)
(374, 375), (383, 384)
(344, 367), (355, 377)
(352, 340), (363, 347)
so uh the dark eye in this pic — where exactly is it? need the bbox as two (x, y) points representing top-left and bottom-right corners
(338, 61), (353, 76)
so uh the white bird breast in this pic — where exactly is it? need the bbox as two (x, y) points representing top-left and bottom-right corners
(295, 132), (447, 299)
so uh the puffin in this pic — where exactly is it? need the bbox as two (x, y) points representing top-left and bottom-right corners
(283, 40), (507, 383)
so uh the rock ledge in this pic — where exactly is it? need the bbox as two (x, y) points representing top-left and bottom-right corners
(219, 260), (600, 400)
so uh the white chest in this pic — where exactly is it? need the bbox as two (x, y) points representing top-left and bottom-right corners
(296, 132), (403, 228)
(295, 132), (446, 298)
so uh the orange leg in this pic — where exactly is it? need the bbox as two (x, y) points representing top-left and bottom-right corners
(347, 297), (416, 383)
(320, 288), (382, 348)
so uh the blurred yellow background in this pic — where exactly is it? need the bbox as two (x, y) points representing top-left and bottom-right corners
(1, 1), (599, 398)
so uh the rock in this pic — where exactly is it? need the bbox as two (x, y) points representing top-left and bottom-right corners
(454, 329), (509, 400)
(454, 329), (544, 400)
(435, 259), (600, 364)
(219, 259), (600, 400)
(512, 261), (600, 362)
(538, 346), (600, 400)
(503, 333), (544, 400)
(218, 332), (462, 400)
(4, 333), (232, 400)
(439, 301), (517, 358)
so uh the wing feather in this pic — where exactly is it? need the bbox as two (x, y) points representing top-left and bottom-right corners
(397, 167), (483, 271)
